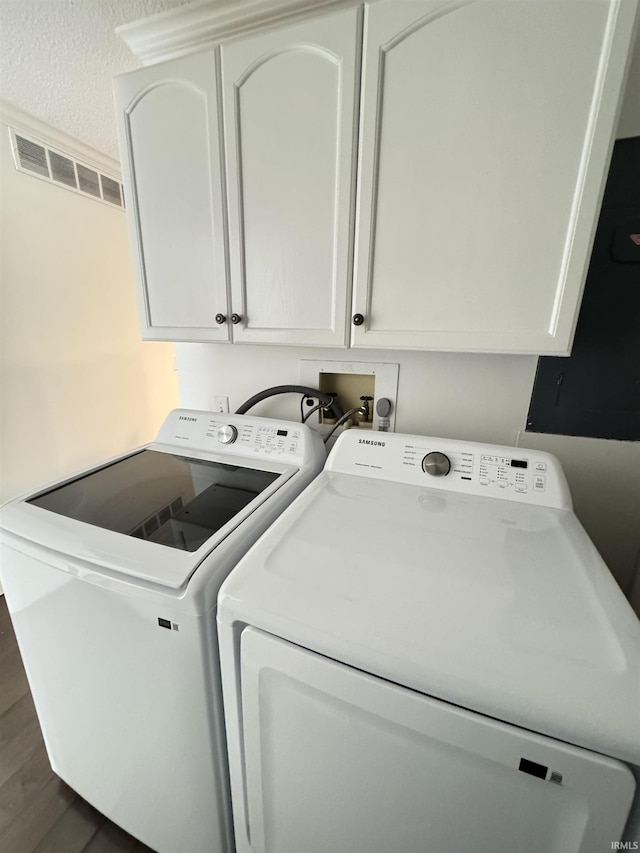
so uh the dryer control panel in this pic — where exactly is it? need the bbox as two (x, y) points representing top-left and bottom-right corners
(154, 409), (325, 468)
(325, 431), (571, 509)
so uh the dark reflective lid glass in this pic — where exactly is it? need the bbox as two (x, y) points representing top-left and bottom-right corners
(28, 449), (280, 552)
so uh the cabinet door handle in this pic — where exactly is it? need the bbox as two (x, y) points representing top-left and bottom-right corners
(215, 313), (227, 325)
(352, 313), (365, 326)
(230, 313), (242, 325)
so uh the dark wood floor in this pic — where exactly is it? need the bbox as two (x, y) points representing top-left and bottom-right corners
(0, 595), (155, 853)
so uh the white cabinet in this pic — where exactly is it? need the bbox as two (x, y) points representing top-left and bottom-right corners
(116, 0), (637, 353)
(351, 0), (637, 354)
(115, 50), (230, 342)
(116, 8), (360, 347)
(221, 7), (360, 347)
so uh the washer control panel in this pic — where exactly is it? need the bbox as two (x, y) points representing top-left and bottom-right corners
(326, 431), (571, 509)
(232, 420), (302, 457)
(155, 409), (318, 466)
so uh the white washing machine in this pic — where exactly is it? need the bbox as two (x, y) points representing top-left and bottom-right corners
(0, 409), (325, 853)
(218, 429), (640, 853)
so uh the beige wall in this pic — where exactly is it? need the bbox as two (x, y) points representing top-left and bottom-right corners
(0, 108), (179, 506)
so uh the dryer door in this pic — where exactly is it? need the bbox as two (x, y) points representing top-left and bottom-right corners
(240, 627), (635, 853)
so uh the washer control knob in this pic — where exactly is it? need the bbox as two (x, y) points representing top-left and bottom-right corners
(216, 425), (238, 445)
(422, 451), (451, 477)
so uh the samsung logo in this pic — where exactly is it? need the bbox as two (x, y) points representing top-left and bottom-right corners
(179, 416), (197, 422)
(359, 439), (386, 447)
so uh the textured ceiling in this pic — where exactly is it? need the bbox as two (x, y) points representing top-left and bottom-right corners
(0, 0), (192, 160)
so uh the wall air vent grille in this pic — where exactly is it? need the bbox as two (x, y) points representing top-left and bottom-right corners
(10, 129), (123, 209)
(49, 150), (77, 188)
(15, 135), (49, 177)
(77, 163), (101, 197)
(100, 174), (122, 206)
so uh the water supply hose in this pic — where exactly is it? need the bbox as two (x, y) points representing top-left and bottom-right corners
(235, 385), (343, 419)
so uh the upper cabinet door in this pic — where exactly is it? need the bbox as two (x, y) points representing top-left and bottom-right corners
(352, 0), (638, 354)
(115, 51), (230, 342)
(222, 7), (361, 347)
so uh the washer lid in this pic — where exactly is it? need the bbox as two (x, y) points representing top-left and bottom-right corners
(26, 449), (281, 553)
(0, 447), (296, 590)
(218, 470), (640, 765)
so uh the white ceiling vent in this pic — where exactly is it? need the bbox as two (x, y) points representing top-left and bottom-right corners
(10, 128), (124, 210)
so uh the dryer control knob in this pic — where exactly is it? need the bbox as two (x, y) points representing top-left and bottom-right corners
(422, 451), (451, 477)
(216, 425), (238, 445)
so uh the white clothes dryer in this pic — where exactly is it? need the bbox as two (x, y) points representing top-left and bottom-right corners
(218, 429), (640, 853)
(0, 409), (325, 853)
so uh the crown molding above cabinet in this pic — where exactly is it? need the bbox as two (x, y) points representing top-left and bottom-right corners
(116, 0), (361, 64)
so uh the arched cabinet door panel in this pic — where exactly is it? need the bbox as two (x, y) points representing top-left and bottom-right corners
(222, 7), (361, 347)
(115, 51), (230, 343)
(352, 0), (638, 354)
